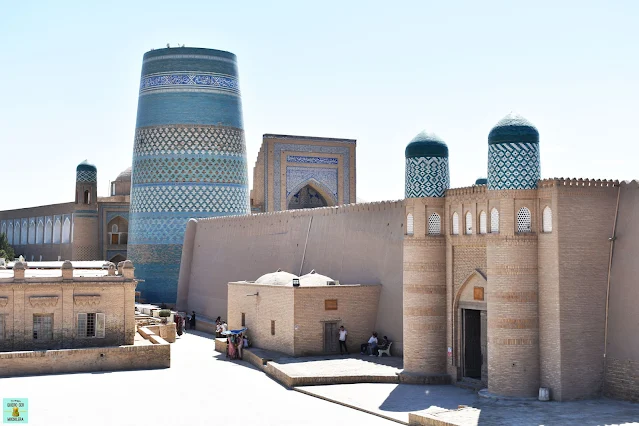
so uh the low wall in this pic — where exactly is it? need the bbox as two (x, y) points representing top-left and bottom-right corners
(0, 343), (170, 377)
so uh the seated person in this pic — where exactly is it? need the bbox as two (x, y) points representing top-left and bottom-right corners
(243, 335), (250, 348)
(377, 336), (389, 350)
(360, 332), (378, 355)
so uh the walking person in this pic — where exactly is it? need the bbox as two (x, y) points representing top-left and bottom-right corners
(190, 311), (196, 330)
(338, 326), (349, 355)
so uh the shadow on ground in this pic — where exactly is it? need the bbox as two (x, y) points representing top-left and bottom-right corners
(379, 384), (477, 413)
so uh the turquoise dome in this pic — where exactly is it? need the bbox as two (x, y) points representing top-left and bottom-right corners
(76, 160), (97, 173)
(488, 113), (539, 145)
(475, 178), (487, 185)
(405, 131), (448, 158)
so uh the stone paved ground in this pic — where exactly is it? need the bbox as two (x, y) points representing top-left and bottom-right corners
(270, 352), (403, 379)
(297, 382), (639, 425)
(0, 331), (396, 426)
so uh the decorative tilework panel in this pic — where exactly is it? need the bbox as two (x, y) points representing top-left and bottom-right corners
(140, 73), (239, 95)
(105, 211), (130, 223)
(488, 143), (540, 190)
(133, 126), (246, 157)
(286, 155), (339, 165)
(286, 167), (338, 198)
(76, 170), (97, 182)
(130, 184), (249, 214)
(132, 156), (248, 185)
(405, 156), (450, 198)
(268, 143), (351, 211)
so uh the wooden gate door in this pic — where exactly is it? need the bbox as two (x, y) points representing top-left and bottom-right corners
(324, 322), (338, 353)
(463, 309), (482, 379)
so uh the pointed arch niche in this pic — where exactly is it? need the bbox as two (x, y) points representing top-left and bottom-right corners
(286, 179), (337, 210)
(452, 269), (488, 383)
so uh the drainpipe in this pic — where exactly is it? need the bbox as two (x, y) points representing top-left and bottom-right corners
(299, 216), (313, 276)
(602, 184), (621, 395)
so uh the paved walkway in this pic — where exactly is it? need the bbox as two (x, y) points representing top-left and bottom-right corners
(296, 382), (639, 425)
(0, 331), (396, 426)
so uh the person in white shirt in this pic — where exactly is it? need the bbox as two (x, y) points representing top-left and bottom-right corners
(361, 332), (378, 355)
(338, 326), (349, 355)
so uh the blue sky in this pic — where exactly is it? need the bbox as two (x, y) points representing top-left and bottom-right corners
(1, 1), (637, 210)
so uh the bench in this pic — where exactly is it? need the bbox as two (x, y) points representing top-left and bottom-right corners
(378, 341), (393, 357)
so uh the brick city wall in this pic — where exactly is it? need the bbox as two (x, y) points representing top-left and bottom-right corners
(178, 200), (405, 354)
(554, 180), (618, 400)
(604, 181), (639, 402)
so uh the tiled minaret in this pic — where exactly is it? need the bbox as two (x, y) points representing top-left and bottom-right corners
(128, 47), (250, 303)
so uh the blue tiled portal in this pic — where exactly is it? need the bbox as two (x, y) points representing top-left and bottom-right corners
(128, 47), (250, 303)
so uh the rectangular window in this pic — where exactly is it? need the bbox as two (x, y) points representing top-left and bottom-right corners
(241, 313), (245, 327)
(325, 299), (338, 310)
(33, 314), (53, 340)
(77, 312), (106, 338)
(271, 320), (275, 336)
(0, 315), (4, 340)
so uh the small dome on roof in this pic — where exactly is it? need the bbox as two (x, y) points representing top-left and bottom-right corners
(255, 270), (299, 286)
(299, 269), (335, 286)
(76, 160), (97, 172)
(116, 167), (132, 182)
(475, 178), (487, 185)
(488, 113), (539, 145)
(405, 131), (448, 158)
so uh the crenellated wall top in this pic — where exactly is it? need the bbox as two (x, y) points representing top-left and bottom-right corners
(538, 177), (620, 188)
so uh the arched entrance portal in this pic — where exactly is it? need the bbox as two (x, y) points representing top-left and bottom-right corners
(288, 184), (334, 210)
(110, 254), (126, 264)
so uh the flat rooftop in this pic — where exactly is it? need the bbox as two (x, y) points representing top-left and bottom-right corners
(0, 268), (110, 279)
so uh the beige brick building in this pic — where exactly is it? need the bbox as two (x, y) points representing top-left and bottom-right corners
(177, 114), (639, 403)
(0, 260), (137, 352)
(227, 271), (380, 356)
(0, 162), (131, 264)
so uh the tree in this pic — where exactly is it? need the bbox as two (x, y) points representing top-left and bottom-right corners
(0, 233), (15, 261)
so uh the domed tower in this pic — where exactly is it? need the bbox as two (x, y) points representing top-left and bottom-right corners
(402, 130), (449, 382)
(73, 161), (100, 260)
(487, 113), (540, 190)
(475, 178), (487, 185)
(486, 113), (540, 397)
(128, 47), (250, 304)
(111, 167), (132, 196)
(405, 131), (450, 198)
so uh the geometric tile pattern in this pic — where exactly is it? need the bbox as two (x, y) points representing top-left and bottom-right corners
(405, 156), (450, 198)
(286, 155), (339, 165)
(132, 156), (248, 185)
(76, 170), (97, 182)
(133, 126), (246, 157)
(140, 73), (239, 95)
(488, 142), (540, 190)
(286, 167), (338, 199)
(130, 184), (250, 214)
(269, 143), (351, 211)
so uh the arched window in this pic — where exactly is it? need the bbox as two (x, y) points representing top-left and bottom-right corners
(7, 222), (13, 245)
(479, 211), (487, 234)
(36, 220), (44, 245)
(543, 206), (553, 233)
(517, 207), (532, 233)
(1, 222), (5, 238)
(53, 218), (61, 244)
(12, 222), (18, 245)
(62, 218), (71, 244)
(490, 208), (499, 233)
(44, 219), (52, 244)
(452, 212), (459, 235)
(465, 212), (473, 234)
(112, 224), (118, 234)
(427, 213), (441, 235)
(21, 220), (28, 245)
(406, 213), (414, 235)
(28, 220), (36, 245)
(84, 190), (91, 204)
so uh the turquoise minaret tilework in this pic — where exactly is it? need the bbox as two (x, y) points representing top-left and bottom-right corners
(405, 131), (450, 198)
(128, 47), (250, 303)
(487, 113), (540, 190)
